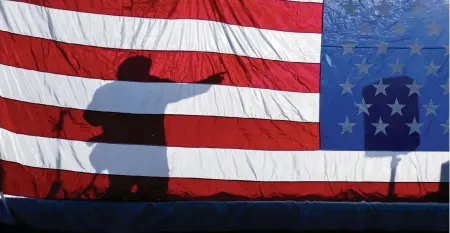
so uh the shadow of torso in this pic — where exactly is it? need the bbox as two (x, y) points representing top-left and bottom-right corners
(85, 81), (169, 201)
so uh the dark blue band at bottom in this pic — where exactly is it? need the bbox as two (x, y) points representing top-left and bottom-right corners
(1, 195), (448, 233)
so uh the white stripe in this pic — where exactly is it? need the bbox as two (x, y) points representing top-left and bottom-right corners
(0, 128), (447, 182)
(0, 64), (319, 122)
(0, 0), (322, 63)
(2, 194), (28, 199)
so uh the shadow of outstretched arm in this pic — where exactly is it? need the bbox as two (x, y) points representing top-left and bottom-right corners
(197, 72), (226, 84)
(173, 72), (225, 99)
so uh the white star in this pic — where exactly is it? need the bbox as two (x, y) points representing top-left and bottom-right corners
(441, 120), (449, 134)
(343, 0), (357, 15)
(372, 79), (390, 96)
(409, 39), (423, 55)
(387, 98), (406, 116)
(405, 117), (424, 135)
(390, 57), (405, 74)
(393, 23), (406, 35)
(376, 1), (390, 16)
(422, 99), (440, 116)
(342, 42), (356, 55)
(372, 117), (389, 135)
(359, 23), (371, 35)
(440, 81), (449, 95)
(338, 116), (357, 135)
(406, 79), (423, 96)
(355, 98), (372, 116)
(339, 78), (355, 95)
(412, 0), (424, 15)
(355, 58), (373, 75)
(426, 21), (440, 36)
(444, 45), (449, 56)
(425, 60), (440, 76)
(376, 42), (389, 55)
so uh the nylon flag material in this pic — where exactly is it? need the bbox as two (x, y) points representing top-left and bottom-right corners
(0, 0), (449, 232)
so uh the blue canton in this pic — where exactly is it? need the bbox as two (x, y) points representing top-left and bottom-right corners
(320, 0), (449, 151)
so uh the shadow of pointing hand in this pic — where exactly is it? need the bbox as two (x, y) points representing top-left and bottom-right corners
(197, 72), (226, 84)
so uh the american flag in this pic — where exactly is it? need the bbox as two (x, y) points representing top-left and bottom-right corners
(0, 0), (448, 232)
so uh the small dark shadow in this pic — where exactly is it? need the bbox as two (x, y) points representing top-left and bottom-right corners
(45, 110), (69, 199)
(438, 161), (449, 200)
(363, 76), (419, 200)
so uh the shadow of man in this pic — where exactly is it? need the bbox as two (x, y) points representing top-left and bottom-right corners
(363, 76), (420, 201)
(83, 56), (224, 201)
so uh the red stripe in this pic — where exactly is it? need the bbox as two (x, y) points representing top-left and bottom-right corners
(11, 0), (323, 33)
(0, 97), (320, 150)
(0, 32), (319, 93)
(1, 160), (447, 202)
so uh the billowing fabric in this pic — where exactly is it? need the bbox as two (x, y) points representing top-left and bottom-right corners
(0, 0), (448, 232)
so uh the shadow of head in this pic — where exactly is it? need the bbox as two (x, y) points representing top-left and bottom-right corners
(117, 56), (172, 82)
(117, 56), (151, 81)
(363, 76), (420, 156)
(83, 56), (169, 128)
